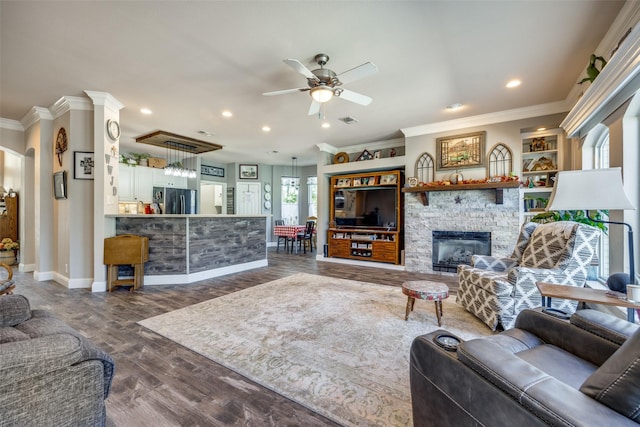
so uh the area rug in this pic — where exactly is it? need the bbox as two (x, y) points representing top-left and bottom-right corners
(138, 273), (492, 426)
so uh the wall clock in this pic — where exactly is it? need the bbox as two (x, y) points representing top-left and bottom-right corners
(55, 127), (68, 167)
(106, 119), (121, 141)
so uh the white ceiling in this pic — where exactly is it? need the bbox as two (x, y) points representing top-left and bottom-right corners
(0, 1), (625, 166)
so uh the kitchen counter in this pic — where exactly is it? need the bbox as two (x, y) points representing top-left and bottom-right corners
(104, 214), (267, 286)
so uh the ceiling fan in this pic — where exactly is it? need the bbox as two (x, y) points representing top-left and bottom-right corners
(262, 53), (378, 116)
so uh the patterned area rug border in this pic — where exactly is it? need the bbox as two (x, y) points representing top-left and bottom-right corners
(138, 273), (492, 426)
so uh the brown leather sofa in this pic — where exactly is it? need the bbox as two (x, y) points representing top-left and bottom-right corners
(410, 308), (640, 426)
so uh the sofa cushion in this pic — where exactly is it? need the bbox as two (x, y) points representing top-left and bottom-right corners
(520, 222), (576, 269)
(15, 316), (80, 339)
(580, 327), (640, 421)
(0, 295), (31, 327)
(0, 326), (30, 344)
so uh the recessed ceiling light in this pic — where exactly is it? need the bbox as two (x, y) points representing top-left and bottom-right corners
(506, 79), (521, 88)
(321, 122), (331, 128)
(222, 110), (233, 118)
(537, 127), (547, 131)
(140, 108), (152, 115)
(446, 103), (463, 110)
(262, 126), (271, 132)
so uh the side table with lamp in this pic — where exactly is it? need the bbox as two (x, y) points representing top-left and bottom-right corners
(545, 167), (637, 321)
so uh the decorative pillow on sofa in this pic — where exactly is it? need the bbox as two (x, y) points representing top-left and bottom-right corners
(520, 222), (576, 269)
(0, 294), (31, 327)
(580, 327), (640, 421)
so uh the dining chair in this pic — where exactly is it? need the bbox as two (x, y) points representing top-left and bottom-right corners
(297, 220), (315, 254)
(306, 216), (318, 248)
(274, 219), (289, 252)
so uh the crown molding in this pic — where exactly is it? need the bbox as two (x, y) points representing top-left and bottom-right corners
(0, 118), (24, 132)
(50, 96), (93, 119)
(84, 91), (124, 113)
(20, 106), (53, 130)
(316, 137), (404, 155)
(401, 100), (569, 137)
(561, 22), (640, 138)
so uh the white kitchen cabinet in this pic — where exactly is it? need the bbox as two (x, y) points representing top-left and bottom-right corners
(135, 167), (154, 202)
(119, 166), (161, 202)
(118, 166), (136, 201)
(151, 168), (187, 188)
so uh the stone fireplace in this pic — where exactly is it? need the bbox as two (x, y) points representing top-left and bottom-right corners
(404, 187), (520, 274)
(432, 231), (491, 272)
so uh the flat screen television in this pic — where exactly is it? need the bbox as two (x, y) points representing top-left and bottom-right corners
(334, 187), (397, 229)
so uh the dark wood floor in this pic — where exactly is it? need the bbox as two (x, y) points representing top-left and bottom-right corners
(12, 248), (457, 427)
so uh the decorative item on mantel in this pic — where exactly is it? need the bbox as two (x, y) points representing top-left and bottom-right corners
(449, 170), (464, 184)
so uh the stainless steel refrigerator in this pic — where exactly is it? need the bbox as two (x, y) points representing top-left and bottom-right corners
(164, 188), (197, 214)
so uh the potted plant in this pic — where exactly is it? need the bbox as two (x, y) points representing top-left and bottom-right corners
(530, 209), (608, 233)
(130, 153), (151, 166)
(0, 238), (19, 265)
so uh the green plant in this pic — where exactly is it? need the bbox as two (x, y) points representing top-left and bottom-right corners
(130, 152), (151, 162)
(578, 54), (607, 85)
(531, 210), (608, 234)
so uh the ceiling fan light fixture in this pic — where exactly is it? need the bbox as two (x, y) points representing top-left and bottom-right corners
(310, 86), (334, 103)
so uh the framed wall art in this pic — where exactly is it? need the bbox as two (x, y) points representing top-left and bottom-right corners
(239, 164), (258, 179)
(53, 171), (67, 200)
(201, 164), (224, 177)
(436, 131), (486, 170)
(74, 151), (95, 180)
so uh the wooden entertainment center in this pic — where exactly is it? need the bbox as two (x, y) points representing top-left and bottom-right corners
(327, 170), (403, 264)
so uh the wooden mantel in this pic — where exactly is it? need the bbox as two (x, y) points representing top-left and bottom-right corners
(402, 181), (520, 206)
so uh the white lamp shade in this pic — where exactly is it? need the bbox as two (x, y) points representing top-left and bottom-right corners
(546, 168), (635, 211)
(310, 86), (333, 103)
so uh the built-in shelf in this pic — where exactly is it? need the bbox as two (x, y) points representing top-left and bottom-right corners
(402, 181), (520, 206)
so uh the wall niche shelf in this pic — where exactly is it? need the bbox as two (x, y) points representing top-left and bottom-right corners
(402, 181), (520, 206)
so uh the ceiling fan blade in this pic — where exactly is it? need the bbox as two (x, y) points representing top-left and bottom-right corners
(262, 87), (309, 96)
(307, 100), (321, 116)
(336, 88), (373, 106)
(283, 59), (318, 80)
(337, 62), (378, 84)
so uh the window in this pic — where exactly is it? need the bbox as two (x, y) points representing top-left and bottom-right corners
(307, 176), (317, 218)
(595, 133), (610, 279)
(281, 176), (299, 225)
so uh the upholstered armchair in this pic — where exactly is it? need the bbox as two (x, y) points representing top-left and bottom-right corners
(457, 221), (601, 330)
(0, 295), (115, 426)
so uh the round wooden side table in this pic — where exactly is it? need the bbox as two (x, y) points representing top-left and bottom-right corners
(402, 281), (450, 326)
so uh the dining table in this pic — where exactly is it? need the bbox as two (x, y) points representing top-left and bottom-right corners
(274, 225), (307, 253)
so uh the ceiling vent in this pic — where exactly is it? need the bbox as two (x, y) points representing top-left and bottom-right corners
(338, 116), (359, 125)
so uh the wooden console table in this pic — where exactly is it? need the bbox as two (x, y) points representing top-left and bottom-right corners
(536, 282), (640, 322)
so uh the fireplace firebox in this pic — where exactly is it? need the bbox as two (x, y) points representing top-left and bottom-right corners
(432, 231), (491, 272)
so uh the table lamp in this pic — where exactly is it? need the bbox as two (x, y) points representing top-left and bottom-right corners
(546, 168), (636, 288)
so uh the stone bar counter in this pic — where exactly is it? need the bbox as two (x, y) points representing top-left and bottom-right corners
(104, 214), (267, 286)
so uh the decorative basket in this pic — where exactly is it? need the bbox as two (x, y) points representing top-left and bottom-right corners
(147, 157), (167, 169)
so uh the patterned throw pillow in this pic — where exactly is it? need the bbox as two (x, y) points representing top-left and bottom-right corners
(520, 222), (576, 269)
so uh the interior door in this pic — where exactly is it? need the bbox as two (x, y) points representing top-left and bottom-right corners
(236, 182), (261, 215)
(200, 182), (227, 214)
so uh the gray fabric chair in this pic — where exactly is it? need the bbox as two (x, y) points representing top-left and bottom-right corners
(0, 295), (115, 427)
(410, 308), (640, 426)
(457, 221), (601, 330)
